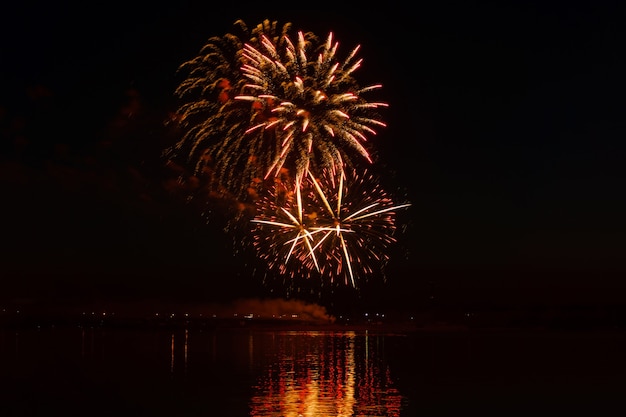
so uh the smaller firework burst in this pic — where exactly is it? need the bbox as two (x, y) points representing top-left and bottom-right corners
(251, 168), (410, 287)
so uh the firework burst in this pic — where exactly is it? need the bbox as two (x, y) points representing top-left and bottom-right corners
(165, 19), (387, 202)
(166, 19), (411, 292)
(251, 169), (411, 287)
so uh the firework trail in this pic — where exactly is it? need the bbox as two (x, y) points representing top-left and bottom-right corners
(165, 19), (387, 202)
(251, 168), (410, 287)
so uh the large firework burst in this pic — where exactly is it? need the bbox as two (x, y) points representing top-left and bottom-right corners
(165, 19), (387, 202)
(251, 168), (411, 287)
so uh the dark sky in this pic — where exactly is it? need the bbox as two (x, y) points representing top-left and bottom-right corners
(1, 1), (625, 313)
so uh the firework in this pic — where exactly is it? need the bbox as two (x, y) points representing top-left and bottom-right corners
(165, 19), (387, 202)
(251, 169), (411, 287)
(166, 19), (410, 291)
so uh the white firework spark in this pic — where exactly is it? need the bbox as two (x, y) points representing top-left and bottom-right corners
(251, 168), (411, 287)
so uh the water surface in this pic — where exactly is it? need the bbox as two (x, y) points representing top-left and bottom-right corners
(1, 325), (625, 416)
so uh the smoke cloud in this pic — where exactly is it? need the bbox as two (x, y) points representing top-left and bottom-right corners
(209, 298), (336, 324)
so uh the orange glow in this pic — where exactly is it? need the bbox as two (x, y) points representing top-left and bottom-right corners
(249, 331), (403, 416)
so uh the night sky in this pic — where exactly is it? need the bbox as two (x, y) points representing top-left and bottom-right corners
(1, 2), (624, 314)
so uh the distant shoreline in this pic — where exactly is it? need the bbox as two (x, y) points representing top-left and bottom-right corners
(3, 314), (625, 334)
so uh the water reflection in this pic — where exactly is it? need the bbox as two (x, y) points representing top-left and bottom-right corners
(170, 329), (189, 375)
(170, 332), (175, 373)
(248, 331), (404, 417)
(2, 326), (406, 416)
(3, 325), (626, 416)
